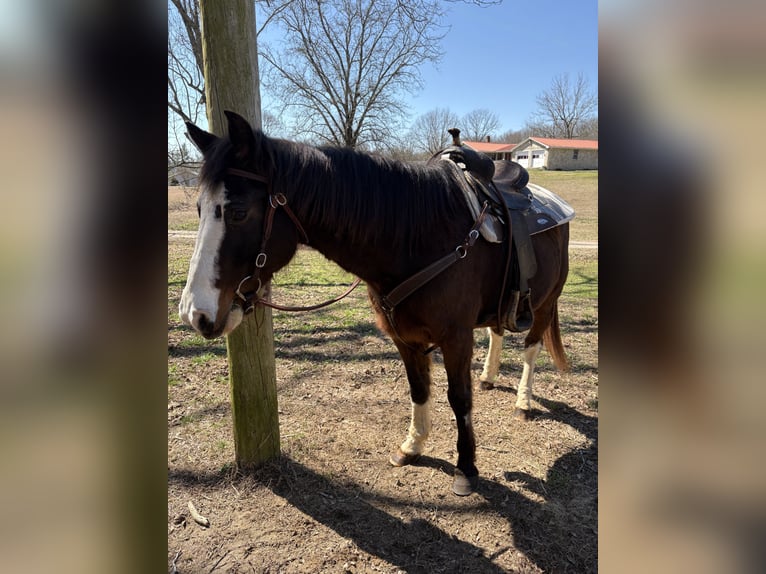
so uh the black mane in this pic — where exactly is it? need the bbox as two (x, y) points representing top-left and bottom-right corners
(200, 131), (470, 253)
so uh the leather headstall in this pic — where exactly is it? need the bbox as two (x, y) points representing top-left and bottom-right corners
(224, 168), (360, 314)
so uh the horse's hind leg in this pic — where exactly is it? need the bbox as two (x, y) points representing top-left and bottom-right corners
(514, 300), (555, 420)
(479, 327), (503, 390)
(389, 342), (433, 467)
(514, 341), (541, 421)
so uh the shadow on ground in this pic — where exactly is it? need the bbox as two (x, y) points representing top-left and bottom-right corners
(168, 398), (596, 573)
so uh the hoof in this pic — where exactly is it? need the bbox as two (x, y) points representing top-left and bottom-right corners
(389, 448), (421, 467)
(452, 469), (479, 496)
(479, 379), (495, 390)
(513, 407), (532, 421)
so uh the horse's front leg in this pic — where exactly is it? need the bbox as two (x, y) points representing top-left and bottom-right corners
(442, 329), (479, 496)
(479, 327), (503, 390)
(389, 341), (433, 467)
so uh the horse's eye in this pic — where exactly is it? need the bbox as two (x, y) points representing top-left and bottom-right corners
(228, 208), (248, 223)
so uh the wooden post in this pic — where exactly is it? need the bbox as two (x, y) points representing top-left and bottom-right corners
(199, 0), (280, 468)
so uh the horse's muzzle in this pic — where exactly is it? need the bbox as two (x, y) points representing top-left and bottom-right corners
(180, 302), (244, 339)
(180, 307), (219, 339)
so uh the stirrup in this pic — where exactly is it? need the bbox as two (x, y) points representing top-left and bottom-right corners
(502, 291), (533, 332)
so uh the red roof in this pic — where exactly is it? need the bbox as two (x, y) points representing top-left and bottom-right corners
(463, 140), (516, 153)
(524, 137), (598, 150)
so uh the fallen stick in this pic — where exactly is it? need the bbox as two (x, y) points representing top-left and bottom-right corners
(171, 550), (181, 574)
(187, 501), (210, 527)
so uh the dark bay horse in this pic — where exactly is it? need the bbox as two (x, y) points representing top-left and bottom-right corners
(179, 111), (569, 495)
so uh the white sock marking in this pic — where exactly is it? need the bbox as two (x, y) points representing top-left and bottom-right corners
(400, 399), (432, 455)
(480, 328), (503, 383)
(516, 342), (541, 411)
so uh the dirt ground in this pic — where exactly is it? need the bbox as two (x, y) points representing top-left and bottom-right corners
(168, 186), (598, 573)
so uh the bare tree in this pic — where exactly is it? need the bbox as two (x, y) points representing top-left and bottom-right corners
(496, 127), (531, 144)
(168, 1), (296, 145)
(167, 0), (502, 150)
(167, 1), (204, 125)
(167, 142), (197, 184)
(578, 116), (599, 140)
(446, 0), (502, 4)
(522, 117), (559, 139)
(260, 0), (447, 148)
(261, 110), (289, 138)
(168, 0), (206, 168)
(531, 72), (597, 139)
(408, 107), (461, 155)
(461, 108), (501, 141)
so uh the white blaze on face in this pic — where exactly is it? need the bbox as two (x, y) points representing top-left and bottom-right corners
(179, 182), (228, 334)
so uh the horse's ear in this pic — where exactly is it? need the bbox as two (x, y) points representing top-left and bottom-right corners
(185, 122), (217, 154)
(224, 110), (256, 160)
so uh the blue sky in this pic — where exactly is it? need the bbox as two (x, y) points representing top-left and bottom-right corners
(172, 0), (598, 141)
(409, 0), (598, 132)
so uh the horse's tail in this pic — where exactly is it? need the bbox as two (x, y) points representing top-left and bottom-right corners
(543, 301), (570, 372)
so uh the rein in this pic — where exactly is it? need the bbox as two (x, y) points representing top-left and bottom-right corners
(258, 278), (363, 313)
(226, 167), (361, 314)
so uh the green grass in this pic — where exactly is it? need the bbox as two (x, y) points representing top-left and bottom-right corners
(273, 248), (356, 287)
(168, 186), (200, 231)
(528, 170), (598, 242)
(562, 255), (598, 300)
(168, 363), (183, 386)
(191, 351), (220, 366)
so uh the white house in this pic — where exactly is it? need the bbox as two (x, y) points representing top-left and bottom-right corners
(463, 139), (516, 161)
(511, 137), (598, 170)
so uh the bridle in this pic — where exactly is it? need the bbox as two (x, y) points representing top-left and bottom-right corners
(223, 165), (488, 355)
(225, 167), (361, 314)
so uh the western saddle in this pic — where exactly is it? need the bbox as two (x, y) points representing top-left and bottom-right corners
(431, 129), (538, 333)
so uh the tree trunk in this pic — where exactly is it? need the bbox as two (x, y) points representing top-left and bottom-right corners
(199, 0), (280, 468)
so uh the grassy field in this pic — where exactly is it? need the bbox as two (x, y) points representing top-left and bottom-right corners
(168, 186), (199, 232)
(528, 170), (597, 242)
(168, 170), (598, 573)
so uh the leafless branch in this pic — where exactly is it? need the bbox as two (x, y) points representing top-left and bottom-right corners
(531, 72), (597, 139)
(261, 0), (447, 148)
(170, 550), (182, 574)
(168, 2), (205, 135)
(409, 107), (461, 154)
(461, 108), (501, 141)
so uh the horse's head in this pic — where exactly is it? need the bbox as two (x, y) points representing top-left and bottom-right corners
(179, 111), (302, 339)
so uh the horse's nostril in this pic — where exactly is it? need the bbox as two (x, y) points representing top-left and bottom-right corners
(192, 310), (214, 335)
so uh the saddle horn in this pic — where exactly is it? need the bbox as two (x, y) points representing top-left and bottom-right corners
(448, 128), (462, 147)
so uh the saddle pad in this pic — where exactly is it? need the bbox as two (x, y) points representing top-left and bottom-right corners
(525, 183), (576, 236)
